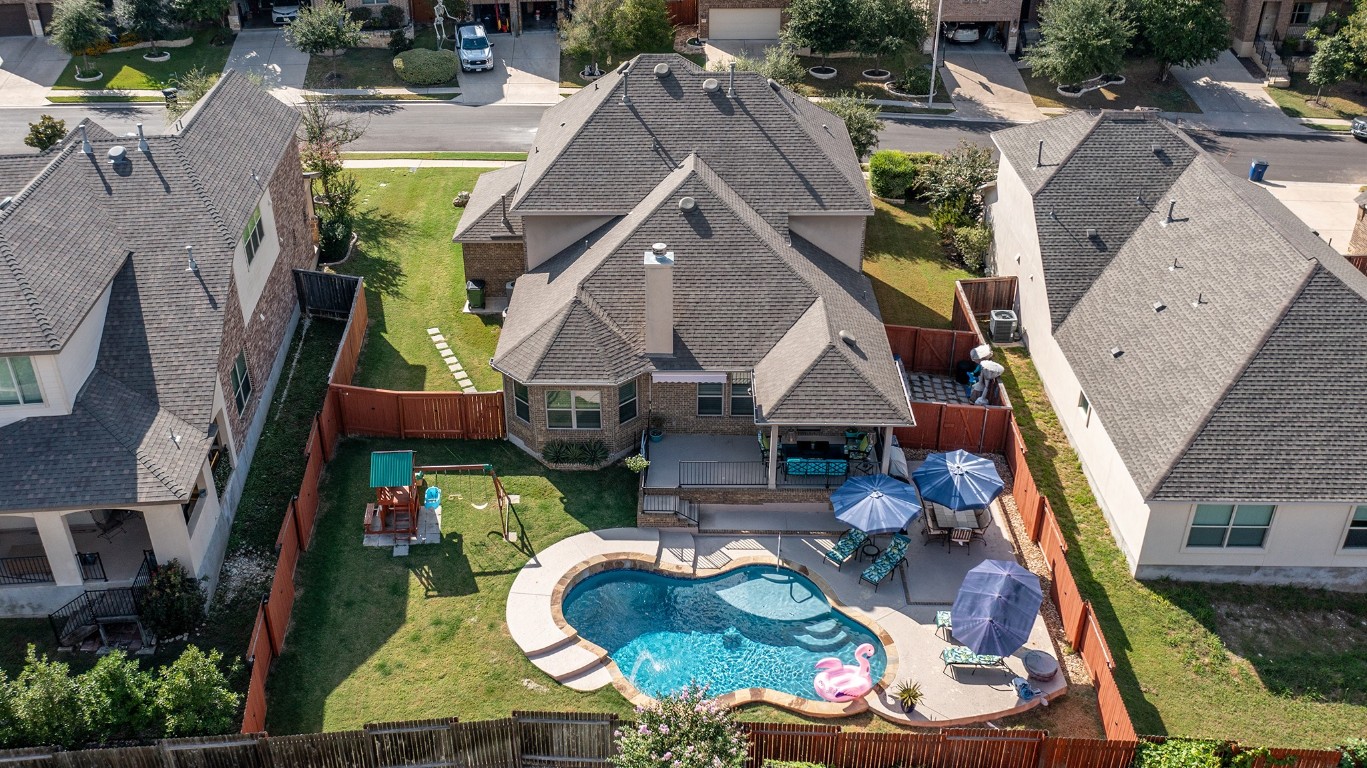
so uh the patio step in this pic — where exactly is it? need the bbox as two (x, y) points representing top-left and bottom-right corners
(677, 500), (699, 525)
(643, 495), (679, 513)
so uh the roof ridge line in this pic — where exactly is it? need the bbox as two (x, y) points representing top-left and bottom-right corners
(759, 300), (832, 418)
(82, 372), (191, 499)
(788, 95), (872, 207)
(165, 136), (235, 246)
(1033, 111), (1106, 196)
(510, 65), (624, 211)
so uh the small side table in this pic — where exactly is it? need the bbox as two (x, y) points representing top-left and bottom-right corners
(950, 528), (972, 554)
(860, 540), (881, 561)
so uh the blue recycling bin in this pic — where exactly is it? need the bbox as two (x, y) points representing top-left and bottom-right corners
(1249, 159), (1269, 182)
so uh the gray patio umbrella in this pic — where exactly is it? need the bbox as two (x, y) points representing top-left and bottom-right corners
(831, 474), (923, 535)
(950, 559), (1043, 657)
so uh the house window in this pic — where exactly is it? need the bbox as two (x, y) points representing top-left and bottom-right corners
(1345, 506), (1367, 550)
(546, 390), (601, 429)
(512, 382), (530, 422)
(730, 373), (754, 417)
(1077, 391), (1091, 426)
(697, 382), (724, 416)
(618, 381), (638, 423)
(1290, 2), (1323, 24)
(243, 206), (265, 263)
(0, 356), (42, 406)
(230, 352), (253, 414)
(1186, 504), (1275, 548)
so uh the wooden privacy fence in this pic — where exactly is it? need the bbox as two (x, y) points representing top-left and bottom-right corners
(1, 714), (1342, 768)
(884, 324), (1011, 454)
(331, 384), (505, 440)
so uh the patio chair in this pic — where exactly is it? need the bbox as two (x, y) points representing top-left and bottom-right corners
(845, 434), (876, 474)
(858, 534), (910, 591)
(922, 512), (949, 547)
(940, 645), (1009, 674)
(758, 430), (771, 463)
(971, 507), (992, 544)
(822, 529), (869, 570)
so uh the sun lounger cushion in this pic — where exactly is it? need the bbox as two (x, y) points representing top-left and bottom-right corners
(823, 529), (868, 566)
(859, 534), (911, 585)
(940, 645), (1005, 668)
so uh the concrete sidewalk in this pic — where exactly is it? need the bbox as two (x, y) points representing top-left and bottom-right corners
(0, 37), (71, 107)
(343, 158), (521, 169)
(1169, 51), (1306, 134)
(1258, 179), (1363, 254)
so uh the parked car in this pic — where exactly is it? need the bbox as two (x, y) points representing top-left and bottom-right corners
(1352, 116), (1367, 141)
(271, 2), (298, 24)
(457, 23), (494, 73)
(943, 23), (980, 43)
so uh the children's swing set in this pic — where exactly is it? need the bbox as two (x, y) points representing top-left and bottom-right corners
(366, 450), (515, 550)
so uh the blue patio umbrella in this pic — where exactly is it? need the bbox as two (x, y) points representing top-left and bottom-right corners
(912, 449), (1005, 511)
(951, 559), (1043, 657)
(831, 474), (923, 535)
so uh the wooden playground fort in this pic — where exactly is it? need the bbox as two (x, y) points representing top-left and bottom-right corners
(366, 450), (517, 551)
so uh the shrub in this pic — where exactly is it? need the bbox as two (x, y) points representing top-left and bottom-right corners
(388, 28), (413, 54)
(140, 559), (207, 640)
(625, 454), (650, 473)
(763, 763), (828, 768)
(78, 651), (152, 744)
(348, 5), (374, 25)
(379, 3), (404, 28)
(543, 439), (610, 465)
(9, 646), (84, 748)
(1341, 739), (1367, 768)
(613, 685), (747, 768)
(893, 64), (931, 95)
(151, 646), (241, 738)
(916, 142), (996, 219)
(715, 41), (805, 88)
(951, 224), (992, 273)
(543, 440), (573, 463)
(24, 114), (66, 152)
(392, 47), (459, 85)
(1131, 739), (1223, 768)
(869, 150), (918, 199)
(930, 195), (972, 232)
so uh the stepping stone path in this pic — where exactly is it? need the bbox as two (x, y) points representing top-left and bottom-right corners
(427, 327), (478, 393)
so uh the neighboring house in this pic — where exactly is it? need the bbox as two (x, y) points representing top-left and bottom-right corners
(985, 110), (1367, 589)
(1224, 0), (1352, 57)
(0, 0), (52, 35)
(0, 71), (313, 621)
(455, 54), (913, 516)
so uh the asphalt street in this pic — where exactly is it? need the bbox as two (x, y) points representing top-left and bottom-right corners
(1, 104), (1362, 184)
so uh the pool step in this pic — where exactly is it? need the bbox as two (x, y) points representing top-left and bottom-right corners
(528, 642), (609, 683)
(559, 662), (614, 692)
(804, 618), (841, 635)
(794, 629), (850, 651)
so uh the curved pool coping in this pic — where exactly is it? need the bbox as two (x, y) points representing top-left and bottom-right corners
(547, 551), (899, 719)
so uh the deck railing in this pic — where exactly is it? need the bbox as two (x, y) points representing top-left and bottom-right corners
(0, 555), (54, 585)
(77, 552), (107, 582)
(677, 461), (850, 488)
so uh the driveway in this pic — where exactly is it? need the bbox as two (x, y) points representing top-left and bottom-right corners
(225, 28), (309, 89)
(0, 37), (70, 107)
(1170, 51), (1304, 133)
(939, 44), (1043, 122)
(1258, 179), (1363, 254)
(457, 31), (560, 106)
(702, 39), (774, 68)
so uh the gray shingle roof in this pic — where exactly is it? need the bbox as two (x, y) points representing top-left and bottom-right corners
(494, 154), (911, 425)
(999, 111), (1367, 502)
(510, 54), (871, 217)
(0, 71), (300, 512)
(452, 164), (523, 241)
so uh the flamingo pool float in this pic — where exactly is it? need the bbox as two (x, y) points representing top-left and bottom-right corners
(813, 643), (876, 702)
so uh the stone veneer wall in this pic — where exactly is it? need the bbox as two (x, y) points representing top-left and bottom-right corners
(463, 241), (527, 298)
(1350, 201), (1367, 257)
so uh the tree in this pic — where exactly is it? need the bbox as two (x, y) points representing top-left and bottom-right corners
(151, 646), (241, 738)
(172, 0), (231, 28)
(49, 0), (109, 78)
(1024, 0), (1133, 86)
(10, 646), (85, 748)
(115, 0), (171, 56)
(822, 92), (884, 159)
(712, 40), (805, 87)
(1307, 31), (1358, 103)
(284, 2), (365, 81)
(559, 0), (619, 76)
(1137, 0), (1230, 82)
(616, 0), (672, 53)
(783, 0), (858, 66)
(24, 115), (66, 152)
(78, 652), (153, 744)
(299, 97), (367, 198)
(853, 0), (927, 75)
(166, 68), (221, 119)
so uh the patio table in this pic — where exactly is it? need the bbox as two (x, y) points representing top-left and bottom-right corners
(860, 539), (881, 561)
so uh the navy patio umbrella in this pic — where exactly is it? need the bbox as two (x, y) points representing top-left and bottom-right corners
(912, 449), (1005, 511)
(831, 474), (923, 535)
(951, 559), (1043, 657)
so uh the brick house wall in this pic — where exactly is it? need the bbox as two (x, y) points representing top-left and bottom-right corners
(940, 0), (1024, 24)
(650, 380), (756, 436)
(463, 241), (526, 298)
(217, 142), (314, 450)
(1350, 199), (1367, 257)
(698, 0), (789, 39)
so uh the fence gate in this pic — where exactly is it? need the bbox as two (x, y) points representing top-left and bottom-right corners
(514, 712), (617, 768)
(294, 269), (362, 320)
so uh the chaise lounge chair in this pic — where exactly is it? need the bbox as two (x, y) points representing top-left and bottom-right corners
(823, 529), (869, 570)
(858, 534), (910, 591)
(940, 645), (1009, 674)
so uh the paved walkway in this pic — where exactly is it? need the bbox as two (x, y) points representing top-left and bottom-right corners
(457, 31), (560, 106)
(343, 158), (521, 169)
(1257, 180), (1363, 254)
(939, 45), (1043, 123)
(1169, 51), (1305, 134)
(0, 37), (71, 107)
(225, 28), (309, 89)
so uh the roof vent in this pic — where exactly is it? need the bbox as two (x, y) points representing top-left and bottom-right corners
(616, 60), (631, 74)
(838, 329), (855, 346)
(767, 78), (779, 91)
(702, 77), (720, 93)
(0, 197), (11, 210)
(136, 122), (149, 154)
(185, 245), (199, 273)
(107, 145), (127, 165)
(1110, 347), (1124, 358)
(80, 123), (92, 155)
(1085, 227), (1098, 239)
(1192, 292), (1207, 308)
(1168, 257), (1181, 271)
(651, 242), (668, 255)
(653, 62), (670, 77)
(678, 196), (696, 211)
(1152, 301), (1166, 312)
(1161, 198), (1177, 226)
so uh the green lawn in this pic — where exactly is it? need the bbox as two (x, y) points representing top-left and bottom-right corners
(862, 200), (972, 329)
(793, 54), (951, 104)
(53, 30), (234, 91)
(1020, 58), (1202, 113)
(1266, 75), (1367, 120)
(306, 29), (451, 89)
(344, 152), (528, 161)
(999, 346), (1367, 748)
(333, 168), (502, 392)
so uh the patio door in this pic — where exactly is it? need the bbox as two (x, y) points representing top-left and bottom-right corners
(1257, 2), (1280, 38)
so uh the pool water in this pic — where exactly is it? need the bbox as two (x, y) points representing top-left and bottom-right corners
(562, 565), (887, 700)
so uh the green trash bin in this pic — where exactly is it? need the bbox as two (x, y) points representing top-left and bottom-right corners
(466, 279), (485, 310)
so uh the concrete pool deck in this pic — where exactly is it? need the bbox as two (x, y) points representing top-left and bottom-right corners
(506, 519), (1067, 726)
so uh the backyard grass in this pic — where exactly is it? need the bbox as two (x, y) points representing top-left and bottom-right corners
(333, 168), (503, 392)
(862, 200), (972, 329)
(1266, 75), (1367, 120)
(1020, 58), (1202, 113)
(998, 346), (1367, 748)
(344, 152), (528, 161)
(53, 30), (234, 91)
(305, 29), (450, 89)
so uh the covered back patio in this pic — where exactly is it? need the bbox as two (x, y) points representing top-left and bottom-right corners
(642, 428), (901, 491)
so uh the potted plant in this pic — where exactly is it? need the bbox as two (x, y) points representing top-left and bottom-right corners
(648, 415), (666, 443)
(893, 679), (923, 712)
(625, 454), (650, 473)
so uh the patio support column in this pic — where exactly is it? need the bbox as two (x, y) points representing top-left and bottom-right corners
(143, 505), (199, 576)
(34, 513), (83, 586)
(767, 424), (779, 489)
(880, 427), (895, 474)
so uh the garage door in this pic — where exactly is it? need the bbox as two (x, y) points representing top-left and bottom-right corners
(709, 7), (780, 39)
(0, 4), (30, 36)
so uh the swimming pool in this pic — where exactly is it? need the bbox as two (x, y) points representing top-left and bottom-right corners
(561, 565), (887, 701)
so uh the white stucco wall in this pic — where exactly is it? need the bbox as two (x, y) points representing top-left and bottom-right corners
(787, 214), (867, 271)
(0, 282), (112, 429)
(523, 215), (616, 270)
(233, 190), (283, 322)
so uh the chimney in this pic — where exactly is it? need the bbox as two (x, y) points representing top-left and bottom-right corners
(643, 242), (674, 356)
